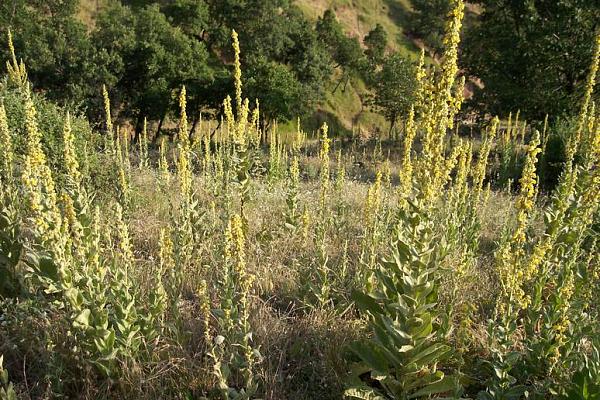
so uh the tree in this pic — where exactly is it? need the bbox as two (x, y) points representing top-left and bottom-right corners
(316, 9), (364, 93)
(93, 3), (213, 136)
(367, 53), (416, 136)
(245, 57), (304, 127)
(463, 0), (599, 120)
(364, 24), (388, 67)
(408, 0), (451, 54)
(0, 0), (104, 107)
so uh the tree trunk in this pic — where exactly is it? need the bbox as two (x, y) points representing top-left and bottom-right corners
(209, 117), (222, 141)
(342, 75), (350, 92)
(133, 113), (144, 144)
(388, 118), (396, 139)
(332, 74), (345, 94)
(153, 114), (166, 144)
(190, 112), (200, 143)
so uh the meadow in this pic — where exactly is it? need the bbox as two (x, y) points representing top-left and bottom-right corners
(1, 1), (600, 399)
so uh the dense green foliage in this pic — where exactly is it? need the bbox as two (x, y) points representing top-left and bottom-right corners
(463, 0), (600, 119)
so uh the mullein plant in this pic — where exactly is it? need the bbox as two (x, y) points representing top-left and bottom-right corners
(211, 215), (260, 399)
(495, 131), (542, 317)
(306, 123), (332, 307)
(5, 29), (27, 88)
(102, 84), (115, 155)
(170, 86), (206, 305)
(347, 201), (461, 399)
(517, 37), (600, 385)
(20, 87), (66, 289)
(158, 136), (170, 187)
(138, 117), (149, 169)
(284, 155), (301, 232)
(224, 30), (253, 225)
(360, 170), (382, 293)
(0, 103), (13, 191)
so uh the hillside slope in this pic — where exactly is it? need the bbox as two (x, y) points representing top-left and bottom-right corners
(78, 0), (420, 136)
(294, 0), (422, 137)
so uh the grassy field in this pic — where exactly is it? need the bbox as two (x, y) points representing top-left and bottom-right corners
(1, 1), (600, 399)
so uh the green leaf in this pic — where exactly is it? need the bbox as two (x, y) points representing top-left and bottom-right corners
(349, 341), (389, 373)
(344, 387), (386, 400)
(73, 308), (91, 328)
(352, 290), (384, 315)
(408, 375), (457, 398)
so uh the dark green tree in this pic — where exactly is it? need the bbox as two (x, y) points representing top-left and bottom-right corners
(93, 3), (213, 136)
(316, 9), (364, 93)
(364, 24), (388, 67)
(463, 0), (599, 120)
(408, 0), (451, 54)
(0, 0), (106, 107)
(245, 57), (304, 128)
(367, 52), (416, 136)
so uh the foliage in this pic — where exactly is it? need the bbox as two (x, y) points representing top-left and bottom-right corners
(366, 53), (416, 134)
(463, 0), (600, 120)
(347, 203), (460, 399)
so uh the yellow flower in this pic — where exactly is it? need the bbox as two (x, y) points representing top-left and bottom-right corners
(62, 112), (82, 188)
(0, 103), (13, 183)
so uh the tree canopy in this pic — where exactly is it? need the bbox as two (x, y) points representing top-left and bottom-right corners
(463, 0), (600, 120)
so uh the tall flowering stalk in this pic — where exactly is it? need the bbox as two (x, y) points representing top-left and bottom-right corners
(115, 127), (129, 206)
(6, 29), (27, 87)
(361, 170), (383, 291)
(472, 117), (499, 203)
(232, 30), (243, 118)
(176, 86), (193, 204)
(285, 156), (301, 230)
(158, 136), (170, 186)
(139, 117), (149, 169)
(20, 89), (63, 252)
(495, 131), (541, 314)
(418, 0), (465, 206)
(102, 85), (115, 154)
(62, 112), (82, 191)
(0, 103), (13, 187)
(212, 215), (259, 397)
(398, 106), (416, 204)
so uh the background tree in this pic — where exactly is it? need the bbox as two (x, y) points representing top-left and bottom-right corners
(463, 0), (600, 120)
(0, 0), (105, 107)
(363, 24), (388, 68)
(407, 0), (451, 55)
(316, 9), (364, 93)
(367, 52), (416, 136)
(93, 3), (213, 137)
(245, 57), (304, 128)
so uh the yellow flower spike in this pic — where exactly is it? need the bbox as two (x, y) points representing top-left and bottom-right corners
(21, 89), (62, 247)
(575, 32), (600, 150)
(198, 279), (212, 345)
(318, 123), (331, 215)
(473, 117), (499, 202)
(232, 30), (243, 118)
(514, 131), (542, 244)
(102, 84), (114, 153)
(159, 136), (170, 185)
(62, 112), (82, 189)
(115, 203), (134, 284)
(399, 106), (417, 202)
(6, 29), (27, 86)
(439, 0), (464, 111)
(0, 103), (13, 183)
(177, 86), (193, 202)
